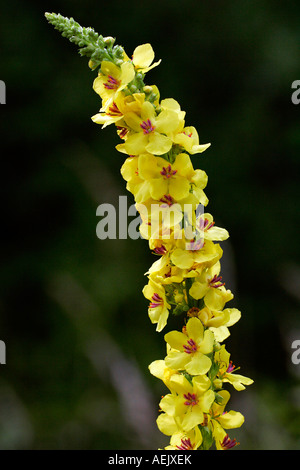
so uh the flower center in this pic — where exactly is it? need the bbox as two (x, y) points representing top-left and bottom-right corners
(159, 194), (174, 206)
(183, 130), (193, 138)
(150, 293), (163, 308)
(186, 238), (205, 251)
(183, 392), (198, 407)
(104, 75), (120, 90)
(153, 245), (167, 255)
(108, 102), (122, 116)
(220, 434), (239, 450)
(183, 338), (198, 354)
(176, 438), (194, 450)
(209, 274), (225, 288)
(140, 119), (155, 134)
(160, 165), (177, 179)
(117, 126), (129, 139)
(198, 217), (215, 231)
(226, 360), (235, 373)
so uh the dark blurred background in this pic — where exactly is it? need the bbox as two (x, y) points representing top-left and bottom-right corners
(1, 0), (300, 450)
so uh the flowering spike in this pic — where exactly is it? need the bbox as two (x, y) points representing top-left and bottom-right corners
(45, 13), (253, 451)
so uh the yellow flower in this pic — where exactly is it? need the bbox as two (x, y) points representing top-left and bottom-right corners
(189, 261), (234, 311)
(139, 191), (208, 245)
(91, 91), (145, 128)
(146, 255), (184, 286)
(208, 390), (244, 450)
(158, 374), (215, 433)
(156, 413), (182, 437)
(165, 427), (202, 450)
(146, 252), (184, 283)
(93, 60), (135, 110)
(170, 239), (223, 271)
(174, 126), (211, 155)
(197, 305), (241, 342)
(132, 43), (161, 73)
(120, 155), (147, 200)
(164, 317), (215, 375)
(137, 196), (184, 238)
(148, 359), (181, 392)
(121, 152), (208, 208)
(159, 98), (186, 135)
(196, 213), (229, 241)
(116, 101), (179, 155)
(142, 152), (207, 204)
(190, 168), (209, 206)
(142, 278), (171, 331)
(214, 345), (254, 391)
(138, 153), (192, 201)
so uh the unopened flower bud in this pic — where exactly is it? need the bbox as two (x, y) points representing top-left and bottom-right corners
(213, 379), (223, 390)
(88, 59), (100, 70)
(103, 36), (115, 46)
(174, 293), (184, 303)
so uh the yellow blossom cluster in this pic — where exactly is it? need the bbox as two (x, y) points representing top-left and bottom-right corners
(91, 43), (253, 450)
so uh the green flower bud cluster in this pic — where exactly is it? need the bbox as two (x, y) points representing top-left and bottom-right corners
(45, 13), (124, 70)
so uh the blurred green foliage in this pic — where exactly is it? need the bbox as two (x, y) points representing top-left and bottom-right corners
(1, 0), (300, 450)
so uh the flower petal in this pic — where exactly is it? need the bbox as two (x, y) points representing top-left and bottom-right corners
(172, 153), (194, 177)
(185, 352), (212, 375)
(123, 132), (148, 155)
(119, 60), (135, 87)
(169, 176), (190, 201)
(146, 132), (172, 155)
(149, 177), (168, 200)
(164, 331), (187, 351)
(132, 43), (155, 68)
(182, 407), (204, 432)
(155, 110), (179, 134)
(199, 329), (215, 354)
(138, 153), (159, 180)
(186, 317), (204, 343)
(157, 413), (180, 436)
(189, 281), (208, 300)
(171, 248), (194, 269)
(218, 410), (245, 429)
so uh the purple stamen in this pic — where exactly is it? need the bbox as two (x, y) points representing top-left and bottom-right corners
(153, 245), (167, 255)
(220, 434), (239, 450)
(183, 392), (198, 407)
(198, 217), (215, 231)
(209, 274), (225, 288)
(186, 238), (205, 251)
(104, 75), (120, 90)
(150, 293), (163, 308)
(108, 102), (122, 116)
(160, 165), (177, 179)
(140, 119), (155, 134)
(226, 361), (235, 373)
(176, 438), (194, 450)
(183, 339), (198, 354)
(160, 194), (174, 206)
